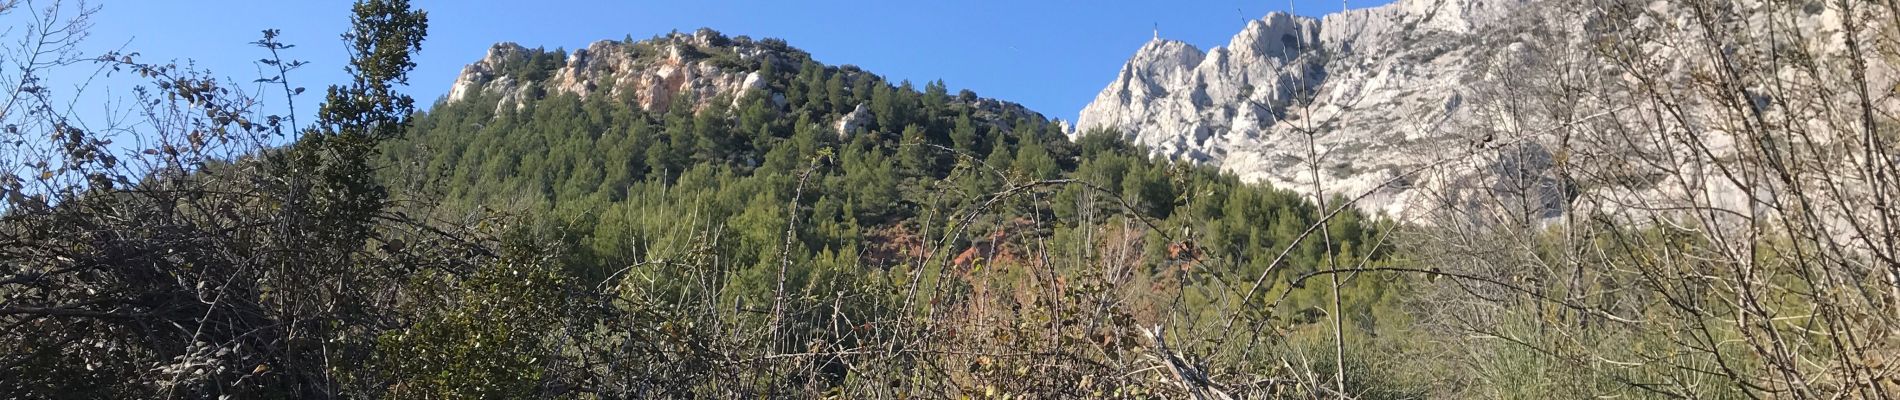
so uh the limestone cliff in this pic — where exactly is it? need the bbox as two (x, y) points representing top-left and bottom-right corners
(1079, 0), (1541, 220)
(1075, 0), (1898, 224)
(447, 28), (782, 114)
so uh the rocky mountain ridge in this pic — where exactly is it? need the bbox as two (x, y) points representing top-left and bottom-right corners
(443, 28), (1050, 137)
(1080, 0), (1895, 226)
(447, 29), (785, 113)
(1077, 0), (1539, 220)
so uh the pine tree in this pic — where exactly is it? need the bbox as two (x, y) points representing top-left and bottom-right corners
(923, 79), (949, 115)
(952, 112), (980, 153)
(692, 102), (736, 165)
(898, 124), (935, 178)
(1014, 135), (1058, 180)
(826, 72), (849, 112)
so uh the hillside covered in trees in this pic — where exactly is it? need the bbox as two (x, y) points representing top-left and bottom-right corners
(0, 3), (1405, 397)
(374, 27), (1405, 397)
(5, 0), (1900, 398)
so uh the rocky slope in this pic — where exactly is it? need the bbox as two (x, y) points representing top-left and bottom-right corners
(1078, 0), (1540, 220)
(444, 28), (1048, 136)
(447, 29), (781, 114)
(1081, 0), (1896, 226)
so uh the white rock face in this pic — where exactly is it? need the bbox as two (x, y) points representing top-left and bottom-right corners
(446, 29), (786, 114)
(448, 43), (534, 107)
(1082, 0), (1897, 229)
(835, 103), (872, 137)
(1077, 12), (1322, 164)
(1078, 0), (1567, 221)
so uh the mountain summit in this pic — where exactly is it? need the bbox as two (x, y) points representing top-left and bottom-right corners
(1082, 0), (1896, 226)
(1079, 0), (1542, 219)
(447, 29), (790, 113)
(443, 28), (1049, 138)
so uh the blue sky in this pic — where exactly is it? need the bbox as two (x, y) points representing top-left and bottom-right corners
(59, 0), (1394, 125)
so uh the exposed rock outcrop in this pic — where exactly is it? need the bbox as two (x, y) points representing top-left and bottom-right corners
(446, 28), (786, 114)
(1076, 12), (1323, 163)
(1074, 0), (1589, 221)
(1082, 0), (1895, 227)
(835, 104), (872, 136)
(445, 28), (1054, 140)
